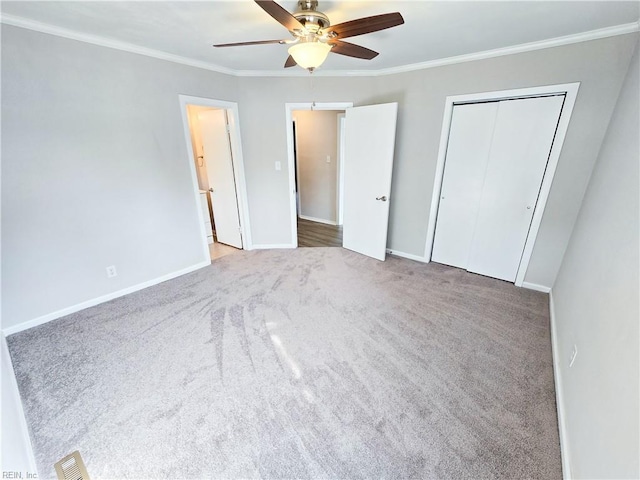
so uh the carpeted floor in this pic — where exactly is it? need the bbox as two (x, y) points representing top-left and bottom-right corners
(8, 248), (561, 479)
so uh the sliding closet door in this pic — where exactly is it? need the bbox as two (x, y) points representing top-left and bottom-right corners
(432, 95), (565, 282)
(431, 102), (499, 268)
(466, 95), (564, 281)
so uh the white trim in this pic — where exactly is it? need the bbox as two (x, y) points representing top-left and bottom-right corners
(386, 249), (429, 263)
(178, 95), (253, 252)
(337, 113), (346, 226)
(285, 102), (353, 249)
(423, 82), (580, 288)
(1, 335), (38, 475)
(251, 244), (296, 250)
(514, 85), (579, 286)
(334, 22), (639, 78)
(549, 290), (573, 479)
(298, 215), (337, 226)
(522, 282), (552, 293)
(0, 13), (236, 76)
(3, 14), (635, 78)
(1, 261), (210, 336)
(424, 99), (455, 262)
(293, 118), (301, 216)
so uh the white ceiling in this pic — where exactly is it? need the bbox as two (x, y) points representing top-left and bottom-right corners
(1, 1), (638, 75)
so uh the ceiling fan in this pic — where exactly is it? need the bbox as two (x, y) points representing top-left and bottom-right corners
(214, 0), (404, 72)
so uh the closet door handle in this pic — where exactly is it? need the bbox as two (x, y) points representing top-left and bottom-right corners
(376, 196), (387, 202)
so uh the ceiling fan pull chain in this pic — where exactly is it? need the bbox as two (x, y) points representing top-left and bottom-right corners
(310, 74), (316, 110)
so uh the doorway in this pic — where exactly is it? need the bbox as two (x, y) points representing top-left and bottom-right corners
(286, 102), (399, 261)
(292, 109), (345, 247)
(179, 95), (252, 262)
(286, 102), (352, 248)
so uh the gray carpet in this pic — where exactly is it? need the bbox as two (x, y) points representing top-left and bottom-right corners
(8, 248), (561, 479)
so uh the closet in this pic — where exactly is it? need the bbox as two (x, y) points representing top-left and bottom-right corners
(432, 94), (565, 282)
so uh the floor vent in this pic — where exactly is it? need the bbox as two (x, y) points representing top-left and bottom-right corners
(54, 451), (90, 480)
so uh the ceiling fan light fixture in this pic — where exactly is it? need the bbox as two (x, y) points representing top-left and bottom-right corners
(288, 41), (332, 70)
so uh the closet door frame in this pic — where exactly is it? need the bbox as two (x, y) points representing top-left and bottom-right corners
(424, 82), (580, 287)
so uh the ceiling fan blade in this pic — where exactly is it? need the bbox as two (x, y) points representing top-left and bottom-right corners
(213, 39), (285, 47)
(325, 12), (404, 39)
(329, 40), (379, 60)
(284, 55), (297, 68)
(255, 0), (305, 32)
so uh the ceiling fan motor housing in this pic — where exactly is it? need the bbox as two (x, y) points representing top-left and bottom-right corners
(294, 0), (330, 32)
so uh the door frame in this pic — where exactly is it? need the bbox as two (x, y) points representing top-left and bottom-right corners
(179, 94), (252, 261)
(285, 102), (353, 247)
(424, 82), (580, 286)
(337, 113), (346, 225)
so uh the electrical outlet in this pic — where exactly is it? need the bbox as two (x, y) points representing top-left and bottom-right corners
(106, 265), (117, 278)
(569, 344), (578, 368)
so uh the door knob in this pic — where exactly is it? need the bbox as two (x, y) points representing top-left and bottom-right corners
(376, 196), (387, 202)
(209, 188), (214, 193)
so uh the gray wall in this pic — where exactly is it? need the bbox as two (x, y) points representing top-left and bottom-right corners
(238, 34), (637, 287)
(294, 110), (340, 223)
(1, 25), (637, 330)
(236, 76), (375, 247)
(552, 41), (639, 478)
(382, 36), (636, 287)
(1, 26), (239, 328)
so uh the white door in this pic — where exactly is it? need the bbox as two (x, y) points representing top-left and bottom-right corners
(199, 109), (243, 249)
(432, 95), (564, 282)
(431, 102), (499, 268)
(467, 96), (564, 281)
(342, 103), (398, 261)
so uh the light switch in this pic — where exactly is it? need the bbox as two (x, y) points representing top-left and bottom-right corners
(275, 161), (281, 171)
(326, 155), (331, 163)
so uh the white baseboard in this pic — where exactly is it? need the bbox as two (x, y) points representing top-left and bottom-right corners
(385, 249), (429, 263)
(522, 281), (552, 293)
(2, 261), (211, 336)
(298, 215), (337, 226)
(549, 290), (572, 479)
(1, 334), (38, 475)
(251, 244), (296, 250)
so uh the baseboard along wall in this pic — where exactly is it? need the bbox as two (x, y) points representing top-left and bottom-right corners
(522, 282), (552, 293)
(2, 261), (211, 336)
(386, 249), (429, 263)
(298, 215), (338, 226)
(548, 290), (572, 479)
(251, 244), (296, 250)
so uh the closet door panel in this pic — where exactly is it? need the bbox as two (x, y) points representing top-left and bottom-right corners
(467, 95), (565, 281)
(431, 102), (499, 269)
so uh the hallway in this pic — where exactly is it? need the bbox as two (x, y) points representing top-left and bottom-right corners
(297, 218), (343, 247)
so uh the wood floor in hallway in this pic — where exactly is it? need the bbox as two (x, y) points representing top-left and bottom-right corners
(297, 217), (343, 247)
(209, 241), (240, 261)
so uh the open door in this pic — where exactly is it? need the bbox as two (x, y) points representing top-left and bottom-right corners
(199, 109), (243, 249)
(342, 103), (398, 261)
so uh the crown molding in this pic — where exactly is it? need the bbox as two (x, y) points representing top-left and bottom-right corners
(2, 13), (638, 78)
(359, 20), (640, 78)
(0, 13), (237, 76)
(243, 21), (640, 77)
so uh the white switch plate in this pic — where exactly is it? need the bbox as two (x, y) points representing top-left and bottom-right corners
(275, 161), (281, 171)
(326, 155), (331, 163)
